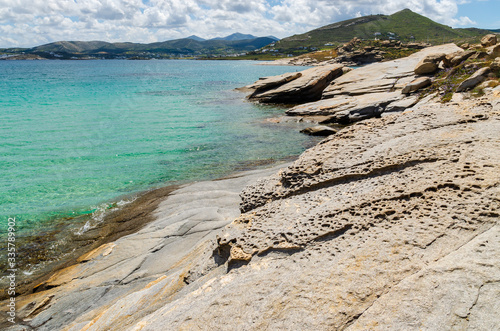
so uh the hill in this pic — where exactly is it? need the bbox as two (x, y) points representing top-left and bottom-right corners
(1, 35), (276, 59)
(211, 33), (258, 41)
(186, 35), (205, 41)
(272, 9), (491, 53)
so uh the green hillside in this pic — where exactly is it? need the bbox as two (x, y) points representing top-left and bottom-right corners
(2, 36), (276, 59)
(273, 9), (491, 51)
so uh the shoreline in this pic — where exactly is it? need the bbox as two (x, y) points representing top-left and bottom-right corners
(3, 40), (498, 329)
(1, 153), (303, 300)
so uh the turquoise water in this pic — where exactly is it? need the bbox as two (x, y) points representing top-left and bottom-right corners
(1, 60), (315, 239)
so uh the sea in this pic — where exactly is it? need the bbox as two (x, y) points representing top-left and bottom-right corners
(0, 59), (319, 279)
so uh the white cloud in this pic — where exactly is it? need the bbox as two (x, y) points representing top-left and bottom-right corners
(0, 0), (482, 48)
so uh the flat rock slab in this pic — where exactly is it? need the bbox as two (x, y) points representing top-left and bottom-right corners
(240, 72), (302, 93)
(1, 163), (291, 331)
(247, 64), (344, 103)
(322, 44), (462, 98)
(126, 92), (500, 330)
(286, 91), (404, 123)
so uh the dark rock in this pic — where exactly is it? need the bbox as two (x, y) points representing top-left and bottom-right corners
(300, 125), (337, 136)
(490, 57), (500, 72)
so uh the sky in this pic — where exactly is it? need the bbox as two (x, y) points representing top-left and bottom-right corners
(0, 0), (499, 48)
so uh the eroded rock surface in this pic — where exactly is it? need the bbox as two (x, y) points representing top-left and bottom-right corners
(0, 165), (289, 331)
(127, 93), (500, 331)
(3, 49), (499, 331)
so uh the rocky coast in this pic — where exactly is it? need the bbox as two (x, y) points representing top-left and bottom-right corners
(2, 37), (499, 330)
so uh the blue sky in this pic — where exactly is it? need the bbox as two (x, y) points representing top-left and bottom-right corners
(457, 0), (500, 29)
(0, 0), (498, 48)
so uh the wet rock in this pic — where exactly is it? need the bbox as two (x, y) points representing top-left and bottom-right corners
(300, 125), (337, 136)
(456, 67), (491, 92)
(402, 77), (432, 94)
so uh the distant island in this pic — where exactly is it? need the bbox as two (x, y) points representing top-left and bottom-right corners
(1, 9), (497, 61)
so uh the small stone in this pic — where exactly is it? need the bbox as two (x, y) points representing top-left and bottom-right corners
(300, 125), (337, 136)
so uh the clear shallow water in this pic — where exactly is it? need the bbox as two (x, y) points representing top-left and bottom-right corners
(0, 60), (315, 238)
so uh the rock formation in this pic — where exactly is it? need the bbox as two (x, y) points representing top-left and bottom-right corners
(2, 36), (499, 331)
(16, 88), (496, 331)
(283, 44), (461, 123)
(242, 64), (344, 103)
(299, 125), (337, 136)
(443, 50), (475, 68)
(402, 76), (432, 94)
(481, 34), (498, 47)
(413, 53), (445, 75)
(456, 67), (491, 92)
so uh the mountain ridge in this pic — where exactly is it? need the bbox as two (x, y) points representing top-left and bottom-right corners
(273, 8), (493, 51)
(1, 34), (278, 59)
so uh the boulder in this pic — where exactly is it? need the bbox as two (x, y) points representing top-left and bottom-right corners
(240, 72), (302, 93)
(402, 77), (432, 94)
(443, 50), (475, 68)
(414, 61), (438, 75)
(414, 53), (445, 75)
(300, 125), (337, 136)
(456, 67), (491, 92)
(481, 34), (498, 47)
(489, 44), (500, 57)
(490, 57), (500, 72)
(247, 64), (344, 103)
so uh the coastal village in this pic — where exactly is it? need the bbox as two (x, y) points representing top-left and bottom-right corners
(1, 7), (499, 331)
